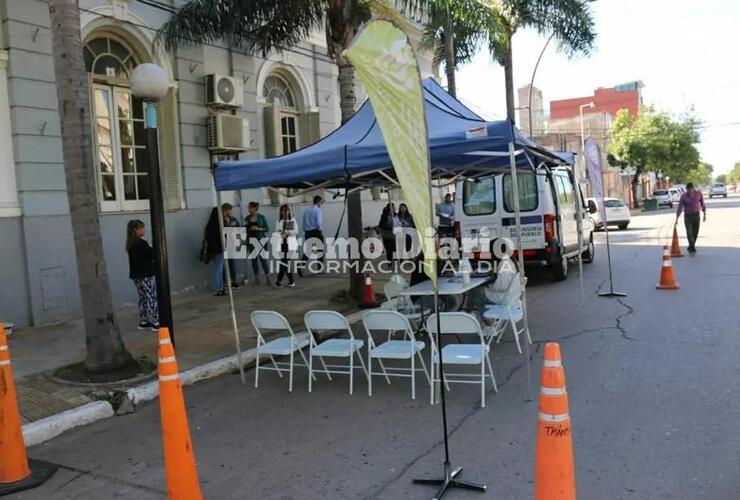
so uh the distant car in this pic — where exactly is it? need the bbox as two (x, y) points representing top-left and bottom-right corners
(709, 183), (728, 198)
(668, 188), (681, 203)
(652, 189), (673, 207)
(587, 197), (631, 230)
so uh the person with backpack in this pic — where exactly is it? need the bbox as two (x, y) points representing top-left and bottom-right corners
(126, 220), (159, 330)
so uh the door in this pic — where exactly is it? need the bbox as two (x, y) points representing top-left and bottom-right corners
(554, 174), (578, 251)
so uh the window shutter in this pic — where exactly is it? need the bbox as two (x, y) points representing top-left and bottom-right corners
(299, 111), (321, 148)
(263, 104), (282, 158)
(156, 87), (183, 210)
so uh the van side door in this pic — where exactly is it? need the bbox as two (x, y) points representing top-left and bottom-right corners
(554, 173), (578, 252)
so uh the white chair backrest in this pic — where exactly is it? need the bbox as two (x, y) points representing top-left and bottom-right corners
(426, 312), (482, 338)
(362, 309), (412, 334)
(251, 310), (293, 342)
(304, 310), (354, 340)
(383, 280), (405, 301)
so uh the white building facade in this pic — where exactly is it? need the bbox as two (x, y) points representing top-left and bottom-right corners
(0, 0), (433, 328)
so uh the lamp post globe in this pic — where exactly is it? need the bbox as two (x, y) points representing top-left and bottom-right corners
(131, 63), (169, 102)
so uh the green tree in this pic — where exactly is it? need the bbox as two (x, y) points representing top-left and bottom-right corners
(421, 0), (491, 97)
(160, 0), (415, 299)
(684, 162), (712, 187)
(715, 174), (727, 184)
(478, 0), (596, 120)
(607, 107), (700, 208)
(48, 0), (133, 373)
(726, 162), (740, 183)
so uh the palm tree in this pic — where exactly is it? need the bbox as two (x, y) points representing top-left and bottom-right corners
(479, 0), (596, 121)
(48, 0), (134, 373)
(422, 0), (491, 98)
(159, 0), (416, 299)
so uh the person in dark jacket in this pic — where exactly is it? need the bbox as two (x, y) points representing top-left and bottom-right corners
(204, 207), (227, 295)
(378, 202), (396, 262)
(126, 220), (159, 330)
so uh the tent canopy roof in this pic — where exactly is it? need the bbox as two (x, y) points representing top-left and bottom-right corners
(214, 79), (568, 192)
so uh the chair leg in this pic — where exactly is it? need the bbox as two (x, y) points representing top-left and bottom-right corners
(270, 355), (284, 378)
(525, 323), (533, 345)
(417, 350), (431, 386)
(377, 359), (392, 385)
(289, 350), (294, 393)
(349, 352), (354, 395)
(480, 357), (486, 408)
(357, 350), (369, 380)
(254, 351), (260, 388)
(319, 357), (332, 380)
(368, 354), (373, 397)
(298, 349), (317, 381)
(411, 350), (416, 400)
(308, 353), (314, 393)
(486, 355), (498, 393)
(510, 315), (522, 354)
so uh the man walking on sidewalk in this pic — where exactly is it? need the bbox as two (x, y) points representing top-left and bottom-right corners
(301, 195), (325, 274)
(676, 182), (706, 255)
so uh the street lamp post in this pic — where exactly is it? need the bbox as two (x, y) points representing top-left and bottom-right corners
(131, 63), (174, 343)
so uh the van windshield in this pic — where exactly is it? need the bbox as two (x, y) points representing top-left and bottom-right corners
(503, 171), (538, 212)
(462, 176), (495, 215)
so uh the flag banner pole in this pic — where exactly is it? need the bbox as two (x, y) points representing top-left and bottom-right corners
(345, 20), (486, 498)
(584, 138), (626, 298)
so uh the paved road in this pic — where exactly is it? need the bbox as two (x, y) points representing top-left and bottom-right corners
(19, 194), (740, 499)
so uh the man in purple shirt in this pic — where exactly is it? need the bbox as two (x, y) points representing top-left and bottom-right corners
(675, 182), (706, 255)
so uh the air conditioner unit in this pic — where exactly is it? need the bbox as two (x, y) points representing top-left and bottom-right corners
(207, 114), (250, 153)
(205, 74), (244, 108)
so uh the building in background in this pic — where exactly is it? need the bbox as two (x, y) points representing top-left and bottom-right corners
(0, 0), (432, 329)
(516, 84), (545, 135)
(550, 80), (643, 120)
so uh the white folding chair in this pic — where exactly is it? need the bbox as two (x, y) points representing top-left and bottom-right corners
(251, 310), (313, 392)
(382, 280), (430, 334)
(483, 276), (532, 353)
(362, 310), (431, 400)
(305, 310), (368, 395)
(426, 312), (497, 408)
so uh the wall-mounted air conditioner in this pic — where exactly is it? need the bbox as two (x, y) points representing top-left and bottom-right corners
(207, 114), (250, 153)
(205, 74), (244, 108)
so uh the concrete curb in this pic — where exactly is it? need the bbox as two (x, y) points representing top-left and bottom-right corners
(23, 401), (114, 447)
(22, 310), (364, 446)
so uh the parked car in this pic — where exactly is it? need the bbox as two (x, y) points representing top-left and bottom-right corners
(455, 166), (595, 282)
(652, 189), (673, 208)
(709, 183), (728, 198)
(586, 197), (631, 230)
(668, 188), (681, 203)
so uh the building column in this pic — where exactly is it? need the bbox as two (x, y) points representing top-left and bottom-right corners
(0, 50), (21, 217)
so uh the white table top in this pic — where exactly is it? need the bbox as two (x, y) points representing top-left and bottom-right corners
(399, 276), (489, 297)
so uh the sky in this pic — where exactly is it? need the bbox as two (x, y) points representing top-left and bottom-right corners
(452, 0), (740, 175)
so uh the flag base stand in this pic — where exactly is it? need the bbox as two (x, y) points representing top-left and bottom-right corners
(598, 291), (627, 298)
(413, 462), (487, 500)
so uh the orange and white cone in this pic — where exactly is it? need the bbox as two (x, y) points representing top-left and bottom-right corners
(0, 325), (57, 496)
(157, 328), (203, 500)
(656, 245), (680, 290)
(535, 342), (576, 500)
(359, 272), (379, 309)
(670, 226), (684, 258)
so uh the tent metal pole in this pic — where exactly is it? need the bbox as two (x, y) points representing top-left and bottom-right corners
(210, 168), (246, 385)
(508, 142), (533, 403)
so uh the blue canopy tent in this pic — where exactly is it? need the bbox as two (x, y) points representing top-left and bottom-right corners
(213, 78), (568, 191)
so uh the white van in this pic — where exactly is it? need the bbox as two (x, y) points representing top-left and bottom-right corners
(454, 167), (594, 281)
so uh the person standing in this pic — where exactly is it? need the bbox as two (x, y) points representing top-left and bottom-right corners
(126, 220), (159, 330)
(301, 195), (325, 273)
(396, 203), (415, 259)
(436, 193), (455, 237)
(245, 201), (270, 285)
(222, 203), (242, 288)
(204, 207), (226, 296)
(378, 202), (396, 261)
(675, 182), (706, 255)
(275, 204), (299, 288)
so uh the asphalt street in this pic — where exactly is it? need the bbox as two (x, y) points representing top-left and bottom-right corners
(17, 194), (740, 500)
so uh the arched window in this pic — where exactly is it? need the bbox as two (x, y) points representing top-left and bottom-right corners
(262, 73), (300, 156)
(84, 36), (148, 211)
(263, 75), (296, 109)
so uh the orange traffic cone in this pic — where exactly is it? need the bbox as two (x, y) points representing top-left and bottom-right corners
(157, 328), (203, 500)
(535, 342), (576, 500)
(0, 325), (56, 496)
(656, 245), (680, 290)
(670, 226), (684, 258)
(359, 272), (379, 309)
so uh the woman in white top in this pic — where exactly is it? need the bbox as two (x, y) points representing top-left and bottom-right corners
(274, 204), (299, 288)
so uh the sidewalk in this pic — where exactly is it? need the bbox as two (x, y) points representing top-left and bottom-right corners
(8, 271), (387, 427)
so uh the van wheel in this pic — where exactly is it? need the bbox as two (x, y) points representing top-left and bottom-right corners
(551, 252), (568, 281)
(582, 235), (595, 264)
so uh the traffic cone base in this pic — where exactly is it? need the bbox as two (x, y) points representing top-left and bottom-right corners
(0, 459), (58, 497)
(359, 272), (379, 309)
(656, 245), (680, 290)
(670, 226), (684, 258)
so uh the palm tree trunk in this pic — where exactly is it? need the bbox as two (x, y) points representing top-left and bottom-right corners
(503, 41), (515, 121)
(49, 0), (133, 373)
(443, 31), (456, 98)
(337, 54), (364, 299)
